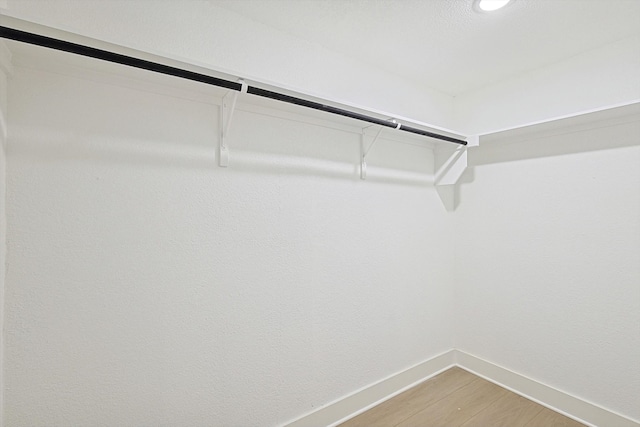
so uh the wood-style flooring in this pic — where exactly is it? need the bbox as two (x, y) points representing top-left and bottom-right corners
(339, 367), (586, 427)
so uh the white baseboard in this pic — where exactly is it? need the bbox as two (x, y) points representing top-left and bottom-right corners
(282, 348), (639, 427)
(282, 349), (456, 427)
(454, 350), (640, 427)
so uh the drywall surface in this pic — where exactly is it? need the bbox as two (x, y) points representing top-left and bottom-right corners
(3, 0), (455, 129)
(0, 132), (4, 427)
(0, 42), (7, 427)
(454, 121), (640, 421)
(0, 116), (4, 427)
(4, 65), (455, 426)
(454, 35), (640, 134)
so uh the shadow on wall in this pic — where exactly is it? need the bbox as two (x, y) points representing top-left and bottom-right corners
(436, 167), (475, 212)
(8, 123), (439, 190)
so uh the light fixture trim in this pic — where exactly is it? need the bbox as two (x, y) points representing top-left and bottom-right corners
(473, 0), (513, 13)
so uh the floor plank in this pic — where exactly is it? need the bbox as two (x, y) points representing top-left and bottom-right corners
(460, 392), (543, 427)
(340, 367), (477, 427)
(394, 377), (509, 427)
(524, 406), (587, 427)
(339, 367), (587, 427)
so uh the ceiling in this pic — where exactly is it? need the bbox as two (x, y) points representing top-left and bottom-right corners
(213, 0), (640, 96)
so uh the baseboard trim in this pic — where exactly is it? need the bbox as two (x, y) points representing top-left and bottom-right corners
(282, 349), (639, 427)
(454, 350), (640, 427)
(282, 349), (456, 427)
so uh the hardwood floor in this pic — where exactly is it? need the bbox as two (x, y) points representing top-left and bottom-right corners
(339, 367), (586, 427)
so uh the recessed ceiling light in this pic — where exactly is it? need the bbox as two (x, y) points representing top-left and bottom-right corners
(474, 0), (512, 12)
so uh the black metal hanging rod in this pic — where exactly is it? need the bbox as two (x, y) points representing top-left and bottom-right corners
(0, 25), (466, 146)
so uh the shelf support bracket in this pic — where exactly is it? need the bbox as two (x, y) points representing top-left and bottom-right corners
(219, 79), (247, 167)
(361, 120), (399, 180)
(434, 145), (467, 186)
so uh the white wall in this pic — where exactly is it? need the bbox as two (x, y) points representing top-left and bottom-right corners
(4, 63), (455, 426)
(3, 0), (455, 129)
(0, 105), (4, 427)
(0, 39), (11, 427)
(454, 35), (640, 134)
(454, 121), (640, 421)
(3, 4), (640, 426)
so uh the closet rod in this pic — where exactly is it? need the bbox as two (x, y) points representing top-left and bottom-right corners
(0, 26), (467, 146)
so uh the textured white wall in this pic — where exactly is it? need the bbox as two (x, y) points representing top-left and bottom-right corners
(3, 3), (640, 425)
(0, 40), (10, 427)
(454, 35), (640, 134)
(0, 116), (4, 427)
(4, 65), (455, 426)
(454, 123), (640, 421)
(3, 0), (455, 129)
